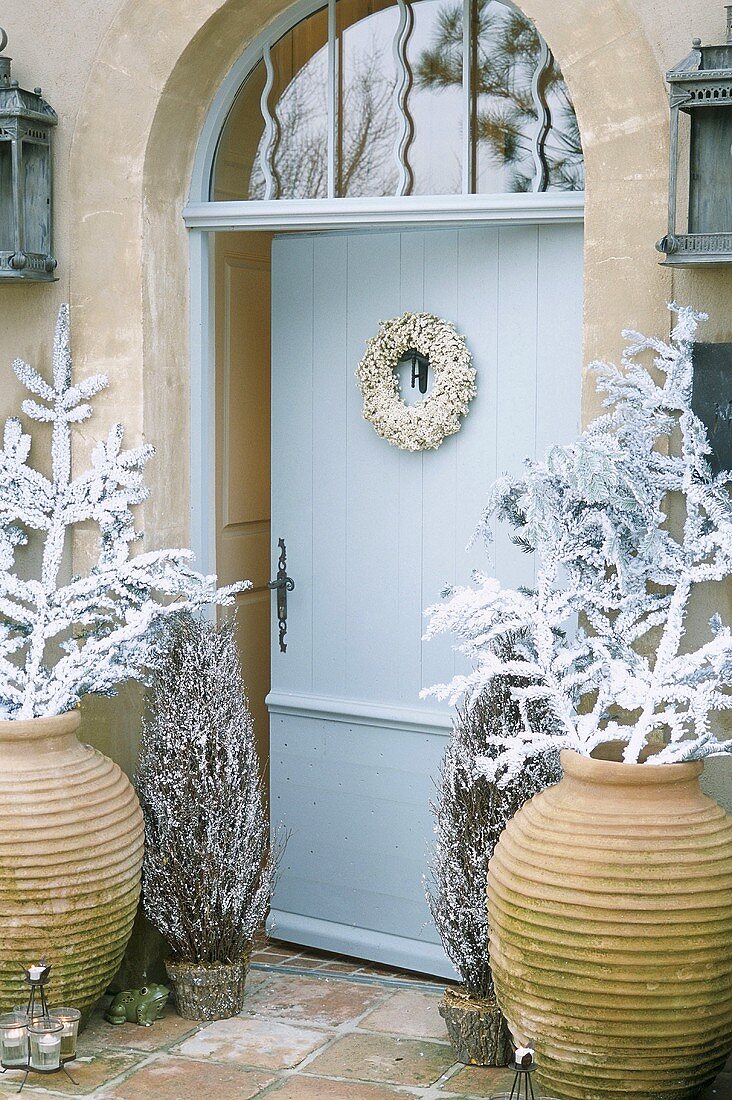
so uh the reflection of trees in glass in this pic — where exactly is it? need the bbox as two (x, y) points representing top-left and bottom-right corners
(249, 48), (397, 199)
(415, 0), (584, 192)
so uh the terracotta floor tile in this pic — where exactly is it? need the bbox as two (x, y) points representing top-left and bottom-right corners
(264, 1075), (414, 1099)
(304, 1032), (455, 1086)
(243, 973), (386, 1028)
(445, 1064), (521, 1097)
(0, 1051), (144, 1095)
(80, 1005), (199, 1053)
(103, 1054), (276, 1099)
(173, 1014), (329, 1070)
(359, 988), (447, 1040)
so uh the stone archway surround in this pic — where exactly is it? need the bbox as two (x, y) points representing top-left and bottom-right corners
(70, 0), (673, 557)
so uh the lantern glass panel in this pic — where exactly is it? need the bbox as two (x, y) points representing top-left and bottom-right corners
(0, 140), (13, 252)
(0, 1013), (29, 1068)
(689, 108), (732, 233)
(23, 141), (51, 254)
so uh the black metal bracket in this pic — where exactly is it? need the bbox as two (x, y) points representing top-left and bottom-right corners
(268, 537), (295, 653)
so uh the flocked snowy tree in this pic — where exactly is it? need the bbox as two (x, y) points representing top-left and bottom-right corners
(136, 611), (282, 965)
(424, 305), (732, 779)
(0, 306), (244, 719)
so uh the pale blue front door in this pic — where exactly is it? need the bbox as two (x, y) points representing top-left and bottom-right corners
(267, 223), (583, 976)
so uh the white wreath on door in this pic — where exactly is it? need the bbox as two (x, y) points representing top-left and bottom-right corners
(356, 312), (476, 452)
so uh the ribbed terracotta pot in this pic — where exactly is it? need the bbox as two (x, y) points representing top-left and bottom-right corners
(0, 711), (144, 1023)
(488, 749), (732, 1100)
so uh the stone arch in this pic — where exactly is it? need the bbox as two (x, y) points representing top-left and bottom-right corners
(70, 0), (671, 552)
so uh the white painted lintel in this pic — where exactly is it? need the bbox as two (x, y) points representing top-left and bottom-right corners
(184, 192), (585, 232)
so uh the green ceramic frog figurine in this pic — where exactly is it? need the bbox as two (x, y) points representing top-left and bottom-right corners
(105, 984), (170, 1026)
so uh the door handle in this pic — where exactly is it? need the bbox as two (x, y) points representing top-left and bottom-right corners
(269, 537), (295, 653)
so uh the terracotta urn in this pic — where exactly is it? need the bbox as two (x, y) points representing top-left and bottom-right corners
(488, 749), (732, 1100)
(0, 711), (143, 1022)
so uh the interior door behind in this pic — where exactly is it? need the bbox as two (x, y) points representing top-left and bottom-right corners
(267, 224), (583, 976)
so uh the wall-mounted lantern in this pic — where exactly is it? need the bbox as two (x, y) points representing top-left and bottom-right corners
(0, 29), (57, 282)
(656, 6), (732, 265)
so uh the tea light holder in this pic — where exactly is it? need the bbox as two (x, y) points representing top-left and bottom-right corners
(0, 1014), (29, 1069)
(0, 963), (79, 1093)
(48, 1007), (81, 1062)
(28, 1019), (63, 1071)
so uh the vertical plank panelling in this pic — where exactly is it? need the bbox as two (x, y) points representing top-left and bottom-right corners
(397, 231), (425, 707)
(420, 229), (460, 690)
(312, 235), (349, 697)
(345, 231), (403, 704)
(493, 225), (540, 593)
(536, 223), (584, 455)
(270, 235), (314, 694)
(456, 226), (500, 581)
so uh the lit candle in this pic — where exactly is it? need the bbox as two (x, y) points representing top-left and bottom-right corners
(27, 966), (44, 982)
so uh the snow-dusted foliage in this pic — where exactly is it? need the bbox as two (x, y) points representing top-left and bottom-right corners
(424, 305), (732, 778)
(427, 642), (560, 998)
(136, 612), (283, 963)
(0, 306), (244, 719)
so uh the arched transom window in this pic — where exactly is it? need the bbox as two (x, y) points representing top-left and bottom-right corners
(212, 0), (584, 202)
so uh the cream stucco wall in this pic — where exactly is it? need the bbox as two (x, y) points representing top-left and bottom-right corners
(0, 0), (731, 803)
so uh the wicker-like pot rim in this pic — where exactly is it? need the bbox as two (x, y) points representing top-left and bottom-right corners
(561, 748), (703, 786)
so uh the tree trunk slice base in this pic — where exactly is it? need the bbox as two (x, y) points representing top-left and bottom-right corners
(439, 986), (513, 1066)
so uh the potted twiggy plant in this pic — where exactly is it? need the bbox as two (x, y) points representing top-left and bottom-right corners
(424, 306), (732, 1100)
(427, 647), (559, 1066)
(0, 307), (241, 1021)
(136, 611), (282, 1021)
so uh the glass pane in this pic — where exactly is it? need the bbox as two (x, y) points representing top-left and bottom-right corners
(409, 0), (464, 194)
(267, 7), (329, 199)
(473, 0), (583, 193)
(212, 62), (266, 201)
(337, 0), (464, 197)
(212, 8), (329, 200)
(336, 0), (399, 197)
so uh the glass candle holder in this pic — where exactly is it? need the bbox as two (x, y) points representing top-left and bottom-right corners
(48, 1007), (80, 1061)
(29, 1018), (62, 1071)
(0, 1013), (29, 1068)
(13, 1004), (44, 1026)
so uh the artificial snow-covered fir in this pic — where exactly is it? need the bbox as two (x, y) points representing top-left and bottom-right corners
(0, 306), (243, 718)
(136, 611), (282, 964)
(424, 305), (732, 778)
(427, 639), (560, 1000)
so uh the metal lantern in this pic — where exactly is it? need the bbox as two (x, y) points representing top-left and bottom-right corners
(0, 28), (57, 281)
(656, 5), (732, 264)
